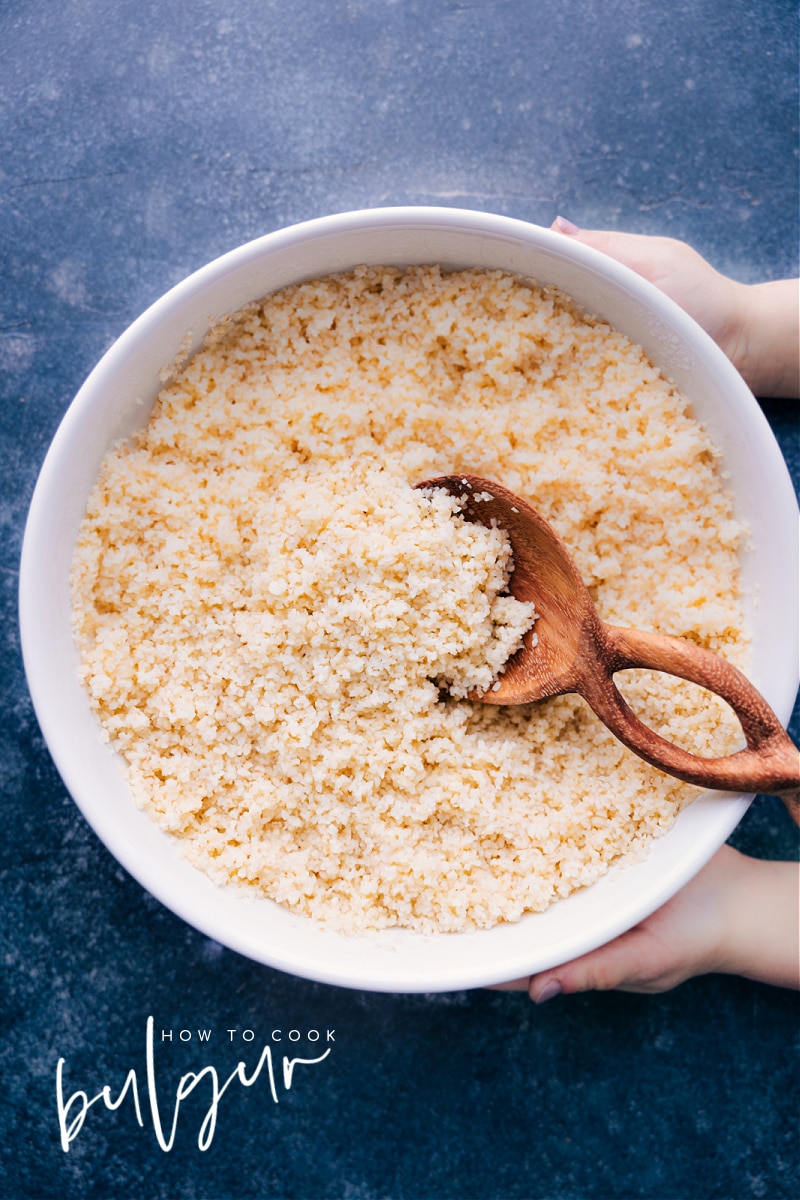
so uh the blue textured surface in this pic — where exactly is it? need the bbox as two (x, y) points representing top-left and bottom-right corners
(1, 2), (798, 1198)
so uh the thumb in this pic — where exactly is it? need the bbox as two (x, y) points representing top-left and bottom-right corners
(528, 925), (677, 1000)
(550, 216), (659, 273)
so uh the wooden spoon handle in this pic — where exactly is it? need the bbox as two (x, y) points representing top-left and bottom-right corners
(578, 623), (799, 824)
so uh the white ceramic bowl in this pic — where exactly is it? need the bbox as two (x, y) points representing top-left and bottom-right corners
(20, 207), (799, 992)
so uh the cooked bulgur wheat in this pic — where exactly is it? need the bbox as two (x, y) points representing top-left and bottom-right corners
(71, 266), (748, 934)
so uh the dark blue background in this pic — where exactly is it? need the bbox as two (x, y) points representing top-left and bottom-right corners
(2, 2), (798, 1198)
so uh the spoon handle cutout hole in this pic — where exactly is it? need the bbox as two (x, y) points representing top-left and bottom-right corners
(579, 624), (800, 822)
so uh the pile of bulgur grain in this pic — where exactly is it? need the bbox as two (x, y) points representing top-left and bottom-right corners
(71, 266), (748, 934)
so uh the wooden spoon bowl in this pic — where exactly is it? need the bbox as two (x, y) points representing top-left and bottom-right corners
(418, 474), (799, 822)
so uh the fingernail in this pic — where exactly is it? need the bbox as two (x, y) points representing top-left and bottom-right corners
(534, 979), (562, 1004)
(552, 215), (581, 235)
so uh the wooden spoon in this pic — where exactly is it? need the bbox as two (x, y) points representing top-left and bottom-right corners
(418, 474), (799, 823)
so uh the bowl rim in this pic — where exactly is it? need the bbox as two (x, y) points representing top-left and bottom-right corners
(19, 205), (799, 991)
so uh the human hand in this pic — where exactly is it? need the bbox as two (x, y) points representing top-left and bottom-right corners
(550, 217), (799, 398)
(493, 845), (800, 999)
